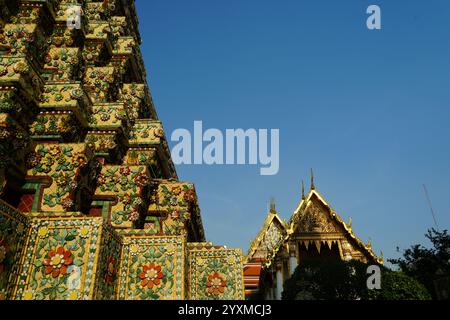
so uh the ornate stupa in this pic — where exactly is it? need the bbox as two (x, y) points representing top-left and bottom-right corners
(0, 0), (244, 300)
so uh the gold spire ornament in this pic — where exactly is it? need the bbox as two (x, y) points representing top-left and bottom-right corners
(367, 238), (372, 249)
(310, 168), (315, 190)
(301, 180), (305, 200)
(270, 197), (276, 213)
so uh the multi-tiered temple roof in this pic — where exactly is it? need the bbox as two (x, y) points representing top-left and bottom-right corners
(244, 177), (382, 298)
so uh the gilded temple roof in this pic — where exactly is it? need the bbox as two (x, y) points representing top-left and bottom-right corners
(288, 188), (383, 265)
(245, 205), (288, 264)
(246, 181), (383, 268)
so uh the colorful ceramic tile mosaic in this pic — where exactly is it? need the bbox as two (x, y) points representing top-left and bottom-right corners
(117, 234), (185, 300)
(188, 248), (245, 300)
(12, 216), (103, 300)
(0, 0), (244, 301)
(0, 201), (30, 300)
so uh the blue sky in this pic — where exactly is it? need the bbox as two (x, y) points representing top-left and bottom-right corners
(135, 0), (450, 266)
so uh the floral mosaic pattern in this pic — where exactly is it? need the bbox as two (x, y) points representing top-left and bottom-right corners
(48, 26), (77, 48)
(0, 56), (43, 101)
(43, 47), (80, 81)
(95, 165), (149, 228)
(83, 67), (115, 103)
(112, 37), (135, 56)
(30, 113), (78, 140)
(0, 89), (18, 114)
(110, 17), (127, 38)
(129, 120), (164, 146)
(0, 0), (246, 301)
(117, 235), (185, 300)
(118, 84), (146, 122)
(85, 21), (110, 40)
(1, 24), (35, 53)
(0, 57), (30, 81)
(85, 3), (110, 21)
(88, 103), (127, 129)
(149, 182), (198, 236)
(42, 246), (74, 278)
(39, 83), (89, 125)
(157, 183), (196, 211)
(123, 148), (157, 167)
(26, 143), (92, 212)
(85, 132), (118, 156)
(0, 200), (29, 300)
(1, 23), (46, 60)
(10, 6), (42, 24)
(138, 262), (164, 289)
(188, 249), (244, 300)
(13, 217), (103, 300)
(82, 42), (106, 66)
(95, 225), (121, 300)
(0, 113), (28, 169)
(206, 272), (227, 295)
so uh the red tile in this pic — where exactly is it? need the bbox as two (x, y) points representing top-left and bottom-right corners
(17, 193), (35, 213)
(89, 207), (102, 217)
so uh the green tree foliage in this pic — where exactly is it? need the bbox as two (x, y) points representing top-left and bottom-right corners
(388, 228), (450, 299)
(282, 257), (430, 300)
(369, 270), (431, 300)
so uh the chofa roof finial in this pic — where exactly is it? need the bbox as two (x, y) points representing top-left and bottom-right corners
(310, 168), (315, 190)
(301, 180), (305, 200)
(269, 197), (276, 213)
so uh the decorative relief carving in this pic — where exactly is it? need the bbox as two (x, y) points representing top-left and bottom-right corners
(262, 223), (284, 254)
(298, 203), (337, 233)
(0, 0), (245, 301)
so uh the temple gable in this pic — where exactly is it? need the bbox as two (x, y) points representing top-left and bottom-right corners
(244, 181), (383, 299)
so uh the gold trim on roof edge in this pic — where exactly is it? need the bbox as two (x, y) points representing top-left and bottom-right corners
(288, 189), (383, 265)
(246, 187), (383, 268)
(244, 209), (287, 264)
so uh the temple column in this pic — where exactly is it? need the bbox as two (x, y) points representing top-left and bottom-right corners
(289, 254), (298, 276)
(275, 264), (283, 300)
(271, 282), (276, 300)
(267, 286), (273, 300)
(289, 243), (298, 275)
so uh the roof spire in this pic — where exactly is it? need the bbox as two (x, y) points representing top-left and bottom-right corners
(269, 197), (276, 213)
(367, 238), (372, 249)
(310, 168), (315, 190)
(301, 180), (305, 200)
